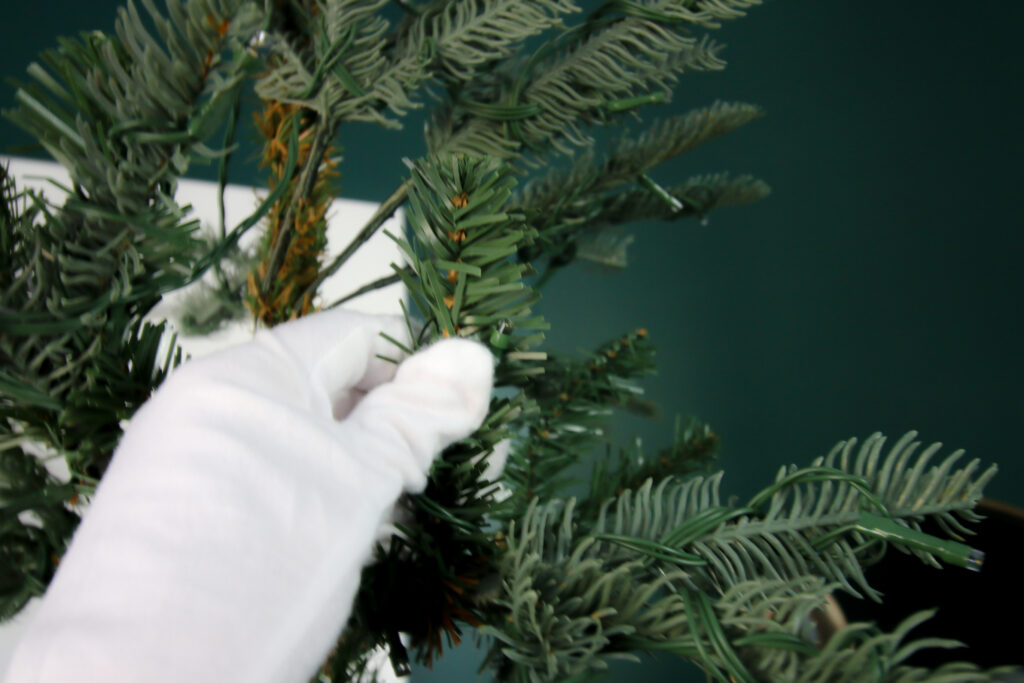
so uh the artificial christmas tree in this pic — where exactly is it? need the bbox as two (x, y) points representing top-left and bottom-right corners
(0, 0), (1010, 679)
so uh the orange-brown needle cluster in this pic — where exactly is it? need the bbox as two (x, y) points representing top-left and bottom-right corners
(246, 100), (337, 326)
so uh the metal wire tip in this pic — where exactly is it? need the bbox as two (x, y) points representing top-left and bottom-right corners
(966, 548), (985, 573)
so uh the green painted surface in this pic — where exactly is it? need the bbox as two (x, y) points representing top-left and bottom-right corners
(3, 2), (1022, 680)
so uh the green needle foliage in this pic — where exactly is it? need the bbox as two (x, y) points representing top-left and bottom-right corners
(0, 0), (1009, 680)
(489, 433), (999, 681)
(513, 101), (771, 270)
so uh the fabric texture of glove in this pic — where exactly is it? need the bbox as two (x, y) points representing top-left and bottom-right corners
(5, 310), (494, 683)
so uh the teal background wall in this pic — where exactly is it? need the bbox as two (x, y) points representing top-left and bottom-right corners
(3, 1), (1022, 680)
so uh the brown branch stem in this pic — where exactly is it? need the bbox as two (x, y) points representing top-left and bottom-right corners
(259, 115), (336, 296)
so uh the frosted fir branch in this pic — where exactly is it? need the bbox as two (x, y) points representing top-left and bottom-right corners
(514, 102), (763, 213)
(582, 432), (995, 600)
(594, 172), (771, 226)
(488, 497), (828, 682)
(599, 101), (764, 188)
(430, 23), (728, 158)
(405, 0), (581, 82)
(256, 0), (578, 126)
(792, 609), (1010, 682)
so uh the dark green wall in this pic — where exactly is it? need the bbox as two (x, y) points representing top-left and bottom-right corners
(3, 1), (1022, 680)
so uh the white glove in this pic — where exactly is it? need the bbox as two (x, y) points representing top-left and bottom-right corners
(5, 309), (494, 683)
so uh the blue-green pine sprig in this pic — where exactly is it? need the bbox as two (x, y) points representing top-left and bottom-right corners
(254, 0), (580, 127)
(512, 101), (769, 268)
(487, 432), (999, 681)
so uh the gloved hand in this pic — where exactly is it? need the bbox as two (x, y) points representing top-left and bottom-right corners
(4, 310), (494, 683)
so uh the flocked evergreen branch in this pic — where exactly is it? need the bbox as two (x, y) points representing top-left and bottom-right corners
(487, 432), (999, 681)
(427, 17), (727, 158)
(581, 432), (995, 601)
(512, 101), (769, 268)
(791, 609), (1011, 683)
(255, 0), (579, 126)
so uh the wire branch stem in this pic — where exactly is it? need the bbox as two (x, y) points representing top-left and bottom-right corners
(302, 178), (411, 303)
(325, 267), (411, 309)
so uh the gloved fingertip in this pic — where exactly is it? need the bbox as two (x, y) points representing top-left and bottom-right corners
(395, 338), (494, 428)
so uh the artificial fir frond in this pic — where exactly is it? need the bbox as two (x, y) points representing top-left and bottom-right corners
(516, 101), (764, 214)
(255, 0), (578, 126)
(583, 432), (995, 601)
(602, 102), (764, 183)
(0, 0), (265, 461)
(0, 0), (266, 620)
(427, 0), (762, 161)
(539, 171), (770, 269)
(488, 497), (825, 682)
(1, 172), (79, 610)
(428, 22), (727, 158)
(488, 431), (997, 681)
(7, 0), (265, 207)
(595, 171), (771, 226)
(254, 0), (397, 122)
(513, 102), (768, 268)
(0, 437), (79, 620)
(793, 609), (1008, 682)
(328, 154), (549, 673)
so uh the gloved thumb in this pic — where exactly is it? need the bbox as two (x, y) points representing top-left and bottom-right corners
(335, 338), (494, 492)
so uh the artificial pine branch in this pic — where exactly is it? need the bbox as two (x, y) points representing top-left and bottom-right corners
(516, 100), (765, 214)
(601, 101), (765, 186)
(791, 609), (1012, 682)
(321, 154), (548, 673)
(489, 432), (998, 681)
(513, 101), (769, 268)
(255, 0), (577, 127)
(426, 3), (737, 160)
